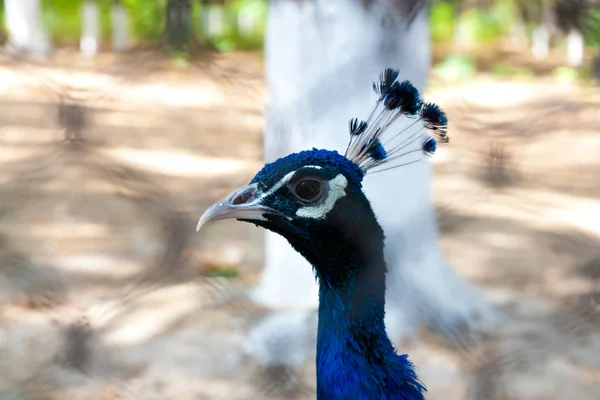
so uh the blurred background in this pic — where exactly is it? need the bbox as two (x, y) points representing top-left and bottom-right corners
(0, 0), (599, 399)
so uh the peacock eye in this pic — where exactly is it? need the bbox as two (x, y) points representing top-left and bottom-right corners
(293, 178), (324, 202)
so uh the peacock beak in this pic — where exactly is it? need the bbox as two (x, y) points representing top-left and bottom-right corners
(196, 183), (286, 231)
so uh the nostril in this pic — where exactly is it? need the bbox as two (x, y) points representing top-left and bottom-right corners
(231, 189), (256, 205)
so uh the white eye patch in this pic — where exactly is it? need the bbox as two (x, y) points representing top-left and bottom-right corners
(295, 174), (347, 219)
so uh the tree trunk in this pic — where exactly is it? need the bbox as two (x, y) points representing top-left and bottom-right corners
(4, 0), (51, 56)
(200, 0), (225, 38)
(81, 0), (101, 57)
(247, 0), (496, 369)
(111, 0), (130, 53)
(166, 0), (193, 50)
(532, 0), (555, 60)
(454, 10), (472, 50)
(566, 28), (584, 67)
(532, 25), (551, 59)
(593, 50), (600, 80)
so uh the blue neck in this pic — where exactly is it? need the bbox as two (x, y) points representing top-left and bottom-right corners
(315, 267), (425, 400)
(263, 186), (426, 398)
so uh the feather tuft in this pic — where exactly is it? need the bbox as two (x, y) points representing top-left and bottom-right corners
(382, 80), (421, 114)
(363, 138), (387, 161)
(420, 102), (449, 143)
(372, 68), (400, 95)
(344, 68), (449, 174)
(422, 136), (437, 156)
(349, 118), (368, 136)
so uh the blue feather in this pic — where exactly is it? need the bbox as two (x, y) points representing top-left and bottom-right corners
(382, 80), (421, 114)
(251, 148), (365, 189)
(349, 118), (368, 136)
(345, 68), (449, 173)
(372, 68), (400, 95)
(420, 102), (449, 143)
(366, 139), (387, 161)
(422, 136), (437, 155)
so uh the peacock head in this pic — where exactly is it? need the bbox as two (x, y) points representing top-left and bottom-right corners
(197, 69), (448, 284)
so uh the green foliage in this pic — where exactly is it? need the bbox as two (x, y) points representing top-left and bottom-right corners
(575, 63), (595, 84)
(552, 66), (580, 83)
(203, 0), (267, 52)
(41, 0), (84, 40)
(448, 0), (518, 47)
(490, 62), (511, 74)
(585, 10), (600, 47)
(3, 0), (265, 51)
(207, 266), (239, 279)
(490, 63), (534, 80)
(552, 65), (598, 86)
(39, 0), (162, 41)
(121, 0), (164, 39)
(430, 2), (455, 44)
(457, 2), (514, 46)
(433, 55), (477, 82)
(0, 1), (5, 33)
(171, 49), (190, 68)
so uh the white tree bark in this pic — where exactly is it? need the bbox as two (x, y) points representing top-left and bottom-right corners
(80, 1), (101, 57)
(246, 0), (496, 368)
(111, 2), (130, 53)
(4, 0), (51, 56)
(532, 25), (551, 60)
(532, 0), (555, 61)
(566, 28), (584, 67)
(200, 2), (225, 38)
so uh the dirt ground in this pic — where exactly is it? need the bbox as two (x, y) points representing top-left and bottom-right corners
(0, 50), (598, 400)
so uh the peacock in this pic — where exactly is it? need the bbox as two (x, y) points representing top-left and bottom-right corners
(197, 68), (448, 399)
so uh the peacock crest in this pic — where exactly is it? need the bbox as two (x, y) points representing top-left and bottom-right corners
(344, 68), (449, 173)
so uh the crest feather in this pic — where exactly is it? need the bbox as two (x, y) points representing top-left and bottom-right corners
(345, 68), (449, 173)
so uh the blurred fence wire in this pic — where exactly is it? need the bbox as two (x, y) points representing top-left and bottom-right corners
(0, 36), (599, 399)
(0, 52), (258, 399)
